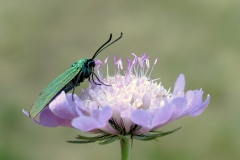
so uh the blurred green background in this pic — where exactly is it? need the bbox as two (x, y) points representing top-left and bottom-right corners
(1, 0), (240, 160)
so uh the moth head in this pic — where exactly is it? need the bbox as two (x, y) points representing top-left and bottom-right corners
(87, 59), (96, 68)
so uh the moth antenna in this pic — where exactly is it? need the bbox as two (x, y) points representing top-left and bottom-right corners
(92, 34), (112, 59)
(92, 32), (123, 59)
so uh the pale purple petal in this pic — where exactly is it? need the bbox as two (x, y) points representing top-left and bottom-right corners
(173, 74), (185, 96)
(22, 108), (71, 127)
(151, 104), (173, 129)
(183, 90), (203, 115)
(72, 106), (112, 132)
(49, 91), (78, 119)
(38, 107), (72, 127)
(170, 97), (187, 119)
(131, 110), (151, 127)
(72, 116), (101, 132)
(91, 106), (112, 123)
(189, 94), (210, 116)
(121, 110), (132, 133)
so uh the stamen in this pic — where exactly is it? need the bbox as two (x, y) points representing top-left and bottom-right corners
(137, 57), (144, 77)
(148, 58), (158, 79)
(96, 60), (103, 79)
(149, 78), (161, 82)
(114, 55), (117, 75)
(143, 59), (150, 77)
(104, 57), (110, 79)
(116, 58), (123, 73)
(133, 57), (139, 77)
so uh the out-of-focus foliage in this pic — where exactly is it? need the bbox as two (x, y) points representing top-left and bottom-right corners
(1, 0), (240, 160)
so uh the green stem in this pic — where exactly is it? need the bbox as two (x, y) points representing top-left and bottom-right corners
(120, 138), (130, 160)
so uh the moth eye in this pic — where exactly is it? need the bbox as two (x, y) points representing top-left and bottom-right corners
(91, 62), (95, 67)
(87, 60), (95, 68)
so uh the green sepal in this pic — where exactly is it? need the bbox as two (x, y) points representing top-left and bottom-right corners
(67, 140), (96, 144)
(132, 127), (181, 141)
(75, 134), (101, 140)
(67, 127), (181, 144)
(67, 133), (111, 144)
(98, 136), (119, 145)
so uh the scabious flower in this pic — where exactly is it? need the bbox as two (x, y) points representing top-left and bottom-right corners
(23, 53), (210, 144)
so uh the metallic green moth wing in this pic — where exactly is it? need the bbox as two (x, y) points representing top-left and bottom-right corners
(29, 59), (85, 118)
(29, 33), (123, 118)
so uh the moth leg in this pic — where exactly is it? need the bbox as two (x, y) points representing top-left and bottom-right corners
(72, 71), (83, 101)
(91, 72), (101, 85)
(92, 72), (111, 86)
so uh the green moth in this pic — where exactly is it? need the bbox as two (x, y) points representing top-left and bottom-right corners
(29, 33), (123, 118)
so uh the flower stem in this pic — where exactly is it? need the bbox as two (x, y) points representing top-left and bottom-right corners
(120, 138), (130, 160)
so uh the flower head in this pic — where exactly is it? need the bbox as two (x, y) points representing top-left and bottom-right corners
(23, 53), (210, 143)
